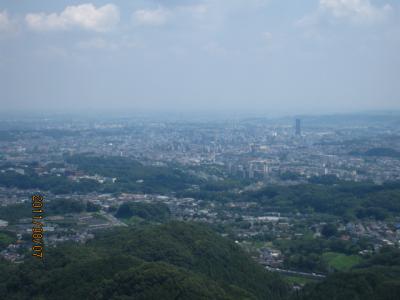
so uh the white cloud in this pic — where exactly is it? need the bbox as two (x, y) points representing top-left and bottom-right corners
(177, 4), (208, 18)
(133, 7), (170, 26)
(262, 31), (273, 41)
(0, 10), (17, 34)
(25, 3), (120, 32)
(320, 0), (392, 23)
(77, 37), (118, 50)
(203, 41), (228, 55)
(132, 3), (210, 27)
(77, 36), (143, 51)
(296, 0), (393, 35)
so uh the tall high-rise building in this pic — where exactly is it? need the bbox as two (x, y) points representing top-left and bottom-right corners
(248, 163), (254, 179)
(295, 118), (301, 136)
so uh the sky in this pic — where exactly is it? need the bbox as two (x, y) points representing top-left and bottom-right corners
(0, 0), (399, 115)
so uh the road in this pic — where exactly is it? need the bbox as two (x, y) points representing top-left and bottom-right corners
(99, 211), (128, 227)
(265, 266), (326, 279)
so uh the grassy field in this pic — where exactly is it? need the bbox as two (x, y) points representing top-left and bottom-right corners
(322, 252), (363, 271)
(283, 275), (318, 285)
(252, 241), (270, 249)
(122, 216), (147, 225)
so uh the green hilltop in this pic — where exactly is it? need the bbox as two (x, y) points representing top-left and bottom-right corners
(0, 221), (288, 300)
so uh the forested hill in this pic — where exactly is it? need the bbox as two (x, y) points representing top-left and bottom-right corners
(295, 247), (400, 300)
(0, 222), (288, 300)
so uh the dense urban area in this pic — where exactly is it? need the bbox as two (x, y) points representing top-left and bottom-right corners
(0, 113), (400, 299)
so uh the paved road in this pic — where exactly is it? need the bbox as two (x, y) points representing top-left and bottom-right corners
(265, 266), (326, 279)
(99, 211), (128, 227)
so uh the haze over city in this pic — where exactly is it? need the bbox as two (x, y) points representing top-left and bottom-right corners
(1, 0), (399, 114)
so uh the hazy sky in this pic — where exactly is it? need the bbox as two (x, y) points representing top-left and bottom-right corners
(0, 0), (399, 114)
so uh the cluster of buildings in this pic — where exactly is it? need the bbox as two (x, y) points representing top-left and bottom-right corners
(1, 117), (399, 184)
